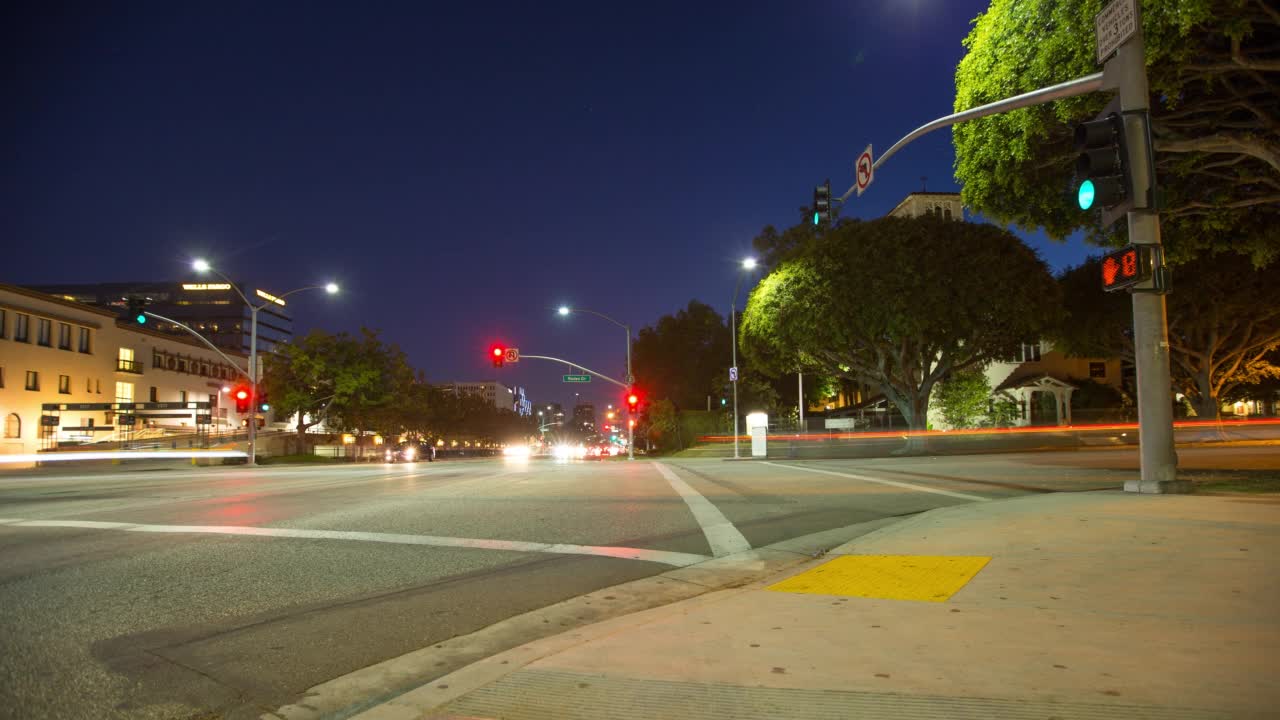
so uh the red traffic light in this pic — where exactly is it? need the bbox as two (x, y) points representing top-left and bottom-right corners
(490, 344), (505, 368)
(232, 385), (252, 413)
(235, 389), (249, 400)
(1100, 245), (1152, 292)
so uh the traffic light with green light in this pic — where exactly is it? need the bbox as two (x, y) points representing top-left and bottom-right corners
(1073, 99), (1139, 229)
(812, 180), (832, 226)
(125, 296), (149, 324)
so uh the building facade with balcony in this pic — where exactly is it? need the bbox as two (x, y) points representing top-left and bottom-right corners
(28, 280), (293, 354)
(1, 284), (252, 456)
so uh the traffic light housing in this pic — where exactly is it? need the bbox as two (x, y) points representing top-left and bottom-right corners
(1073, 99), (1147, 229)
(626, 392), (639, 414)
(812, 180), (832, 226)
(233, 385), (251, 414)
(124, 296), (149, 325)
(490, 345), (505, 368)
(257, 391), (270, 413)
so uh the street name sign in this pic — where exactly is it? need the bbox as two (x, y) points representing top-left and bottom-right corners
(1095, 0), (1136, 64)
(855, 145), (874, 196)
(563, 374), (590, 383)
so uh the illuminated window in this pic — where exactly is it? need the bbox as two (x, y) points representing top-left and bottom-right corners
(1089, 362), (1106, 379)
(115, 381), (134, 404)
(4, 413), (19, 439)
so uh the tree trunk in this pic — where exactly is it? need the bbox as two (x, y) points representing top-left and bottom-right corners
(1192, 369), (1219, 420)
(892, 391), (931, 456)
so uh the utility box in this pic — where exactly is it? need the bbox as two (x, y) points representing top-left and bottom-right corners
(746, 412), (769, 458)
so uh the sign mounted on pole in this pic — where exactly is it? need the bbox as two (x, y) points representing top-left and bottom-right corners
(729, 366), (738, 382)
(855, 145), (874, 196)
(504, 348), (520, 363)
(563, 374), (590, 383)
(1094, 0), (1137, 64)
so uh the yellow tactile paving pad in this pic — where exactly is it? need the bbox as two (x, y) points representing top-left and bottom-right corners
(766, 555), (991, 602)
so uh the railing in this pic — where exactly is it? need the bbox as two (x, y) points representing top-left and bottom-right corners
(116, 358), (143, 374)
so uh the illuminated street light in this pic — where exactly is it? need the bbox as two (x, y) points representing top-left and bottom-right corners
(742, 257), (757, 270)
(557, 306), (570, 316)
(191, 260), (340, 465)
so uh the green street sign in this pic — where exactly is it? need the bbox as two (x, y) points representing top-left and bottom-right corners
(563, 374), (591, 383)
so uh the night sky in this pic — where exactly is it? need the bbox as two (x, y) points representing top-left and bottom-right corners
(4, 0), (1094, 411)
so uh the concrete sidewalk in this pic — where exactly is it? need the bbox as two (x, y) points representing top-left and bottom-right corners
(352, 490), (1280, 720)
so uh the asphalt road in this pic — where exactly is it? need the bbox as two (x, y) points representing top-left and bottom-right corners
(1, 446), (1275, 720)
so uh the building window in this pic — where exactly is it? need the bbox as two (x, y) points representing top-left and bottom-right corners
(117, 347), (142, 374)
(1017, 343), (1042, 363)
(179, 390), (188, 403)
(115, 381), (134, 404)
(37, 318), (51, 346)
(25, 370), (39, 391)
(1089, 362), (1107, 379)
(78, 327), (92, 353)
(87, 377), (93, 393)
(150, 386), (158, 402)
(0, 366), (4, 388)
(0, 309), (5, 338)
(58, 375), (70, 394)
(4, 413), (19, 439)
(15, 313), (30, 342)
(58, 323), (71, 350)
(96, 379), (101, 394)
(944, 206), (953, 220)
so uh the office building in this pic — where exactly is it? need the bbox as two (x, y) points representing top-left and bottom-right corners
(1, 284), (253, 457)
(29, 280), (293, 354)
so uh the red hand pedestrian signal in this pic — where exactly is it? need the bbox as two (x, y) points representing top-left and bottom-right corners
(1099, 245), (1152, 292)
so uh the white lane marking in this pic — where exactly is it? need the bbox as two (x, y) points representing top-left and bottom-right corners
(653, 462), (752, 557)
(3, 519), (710, 568)
(761, 461), (990, 502)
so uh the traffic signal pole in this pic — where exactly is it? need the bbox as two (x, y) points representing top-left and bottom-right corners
(1115, 21), (1183, 493)
(829, 3), (1181, 492)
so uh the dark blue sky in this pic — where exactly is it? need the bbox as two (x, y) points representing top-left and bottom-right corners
(4, 0), (1093, 411)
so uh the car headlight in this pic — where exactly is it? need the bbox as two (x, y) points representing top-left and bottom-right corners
(385, 450), (393, 461)
(404, 447), (416, 460)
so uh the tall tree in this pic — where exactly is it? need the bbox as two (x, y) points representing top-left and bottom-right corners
(632, 300), (733, 411)
(953, 0), (1280, 264)
(1056, 253), (1280, 417)
(740, 215), (1060, 432)
(261, 329), (412, 447)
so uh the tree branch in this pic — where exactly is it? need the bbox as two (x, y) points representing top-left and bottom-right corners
(1155, 133), (1280, 175)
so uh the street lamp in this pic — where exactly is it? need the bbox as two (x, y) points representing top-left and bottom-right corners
(731, 257), (758, 459)
(192, 258), (339, 465)
(558, 305), (634, 460)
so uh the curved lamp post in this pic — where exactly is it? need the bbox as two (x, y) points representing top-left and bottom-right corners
(557, 305), (634, 460)
(192, 258), (338, 465)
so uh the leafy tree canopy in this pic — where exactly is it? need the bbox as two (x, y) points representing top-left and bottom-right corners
(632, 300), (733, 411)
(1054, 253), (1280, 417)
(740, 215), (1060, 430)
(954, 0), (1280, 264)
(933, 366), (993, 429)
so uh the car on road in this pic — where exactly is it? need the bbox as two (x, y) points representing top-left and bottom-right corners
(385, 442), (434, 463)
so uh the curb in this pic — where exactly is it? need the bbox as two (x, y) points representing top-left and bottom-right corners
(265, 515), (905, 720)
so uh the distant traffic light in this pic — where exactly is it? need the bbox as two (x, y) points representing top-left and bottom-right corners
(125, 296), (149, 324)
(234, 386), (251, 414)
(1074, 102), (1131, 220)
(627, 392), (639, 414)
(257, 391), (270, 413)
(812, 179), (832, 226)
(490, 345), (505, 368)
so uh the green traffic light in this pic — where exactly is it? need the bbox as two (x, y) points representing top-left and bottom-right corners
(136, 314), (147, 324)
(1077, 179), (1096, 210)
(261, 404), (270, 411)
(812, 212), (820, 226)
